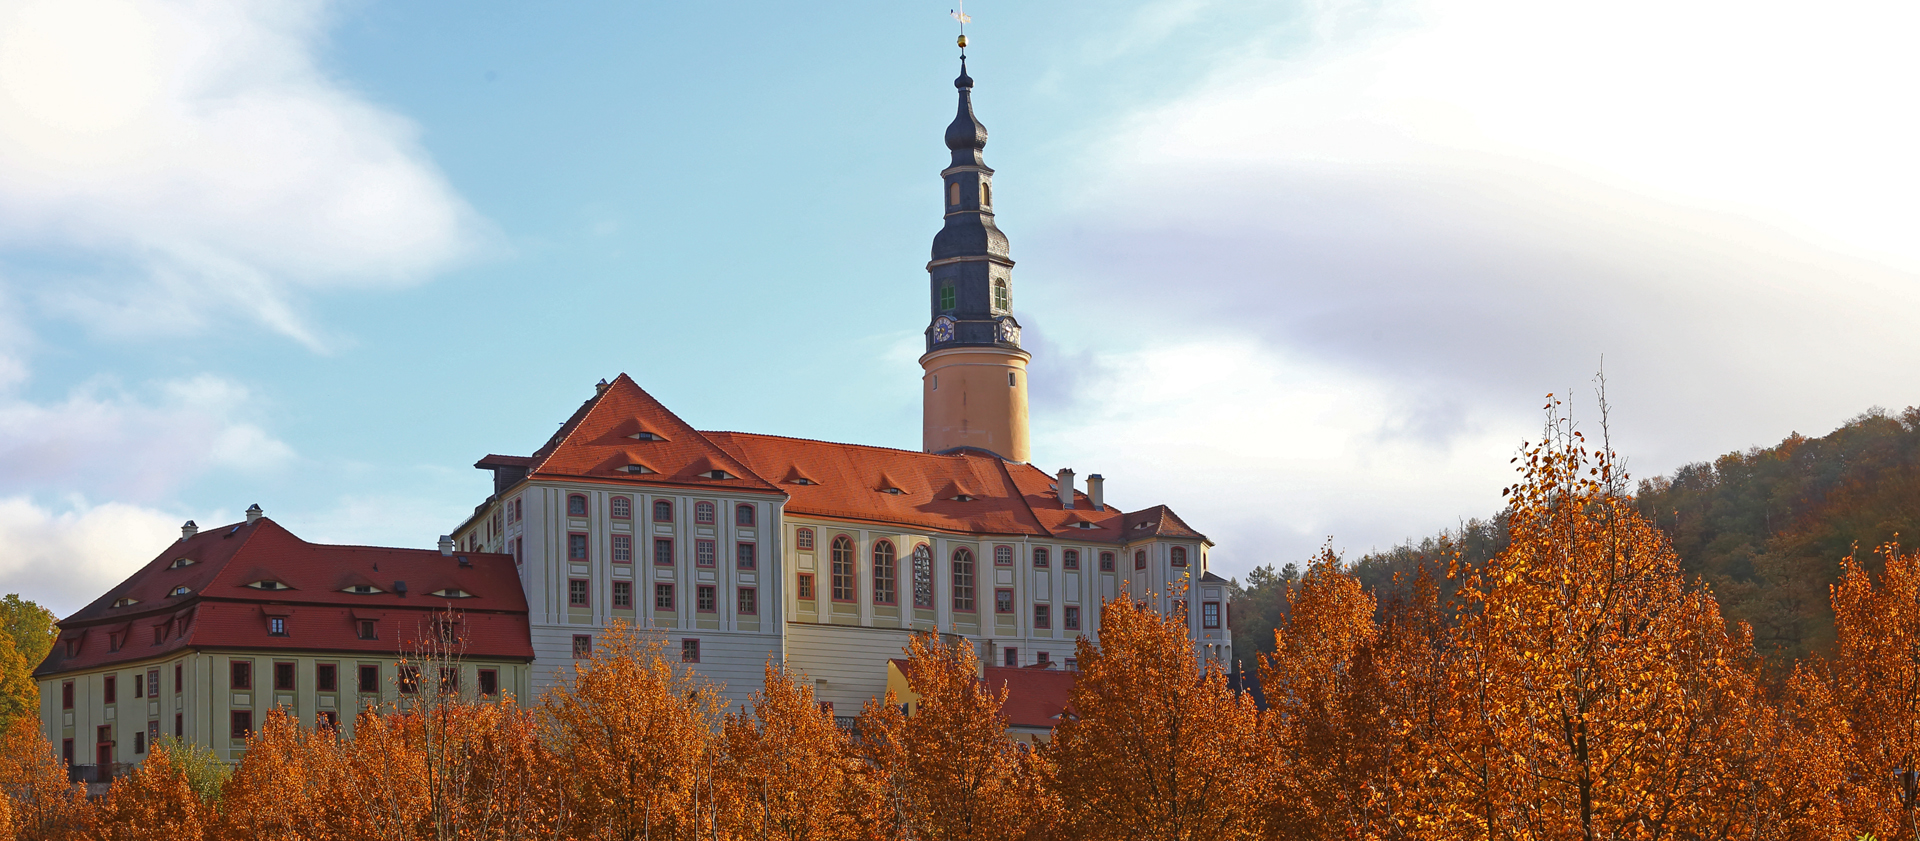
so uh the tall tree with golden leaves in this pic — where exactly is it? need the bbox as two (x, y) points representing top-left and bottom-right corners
(1422, 399), (1770, 838)
(541, 621), (721, 841)
(717, 661), (856, 840)
(850, 631), (1044, 841)
(1049, 593), (1259, 841)
(0, 717), (88, 841)
(87, 744), (211, 841)
(1829, 541), (1920, 839)
(220, 707), (353, 841)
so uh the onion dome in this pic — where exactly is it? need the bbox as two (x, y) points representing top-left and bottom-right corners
(944, 58), (988, 167)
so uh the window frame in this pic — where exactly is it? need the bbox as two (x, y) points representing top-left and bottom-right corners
(478, 669), (499, 696)
(269, 617), (287, 636)
(1135, 550), (1147, 570)
(1065, 605), (1081, 630)
(1202, 601), (1221, 629)
(230, 661), (251, 691)
(398, 665), (421, 694)
(797, 572), (815, 600)
(146, 668), (160, 698)
(1172, 546), (1188, 567)
(951, 548), (975, 611)
(567, 494), (588, 518)
(568, 532), (590, 562)
(612, 534), (632, 563)
(357, 619), (377, 641)
(1064, 549), (1079, 570)
(681, 639), (700, 663)
(993, 545), (1014, 566)
(1003, 647), (1018, 667)
(358, 664), (380, 694)
(736, 504), (756, 526)
(610, 496), (632, 519)
(612, 580), (633, 610)
(654, 538), (675, 566)
(572, 635), (593, 660)
(736, 541), (757, 569)
(1034, 603), (1051, 628)
(795, 528), (815, 551)
(62, 680), (73, 710)
(1100, 551), (1115, 572)
(737, 586), (757, 615)
(568, 578), (590, 608)
(105, 674), (116, 703)
(1032, 547), (1050, 568)
(652, 500), (673, 522)
(273, 661), (296, 692)
(696, 539), (717, 568)
(872, 539), (897, 605)
(912, 544), (935, 608)
(830, 536), (857, 603)
(695, 501), (716, 525)
(654, 583), (675, 611)
(696, 585), (718, 613)
(995, 588), (1015, 614)
(231, 710), (253, 741)
(316, 663), (338, 693)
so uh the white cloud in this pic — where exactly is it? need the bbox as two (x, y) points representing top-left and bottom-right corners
(0, 496), (183, 617)
(0, 0), (485, 348)
(0, 373), (294, 501)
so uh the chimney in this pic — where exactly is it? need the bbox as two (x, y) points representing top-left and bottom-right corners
(1056, 468), (1075, 509)
(180, 520), (198, 540)
(594, 378), (610, 395)
(438, 535), (454, 556)
(1087, 474), (1105, 512)
(244, 504), (263, 524)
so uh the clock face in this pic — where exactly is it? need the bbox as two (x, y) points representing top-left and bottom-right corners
(997, 319), (1021, 345)
(932, 317), (955, 343)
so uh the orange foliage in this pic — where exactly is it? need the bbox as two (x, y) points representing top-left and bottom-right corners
(1050, 593), (1258, 841)
(88, 744), (211, 841)
(1830, 541), (1920, 839)
(0, 717), (88, 841)
(716, 662), (856, 840)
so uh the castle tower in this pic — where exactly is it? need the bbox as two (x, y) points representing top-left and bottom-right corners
(921, 52), (1031, 463)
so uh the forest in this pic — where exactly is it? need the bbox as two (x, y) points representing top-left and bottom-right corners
(0, 402), (1915, 838)
(1231, 404), (1920, 673)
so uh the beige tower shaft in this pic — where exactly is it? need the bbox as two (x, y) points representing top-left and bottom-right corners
(921, 346), (1030, 463)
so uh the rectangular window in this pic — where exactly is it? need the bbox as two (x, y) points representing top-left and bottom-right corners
(62, 680), (73, 709)
(1004, 648), (1018, 668)
(612, 581), (633, 609)
(174, 663), (182, 693)
(573, 635), (593, 659)
(568, 578), (590, 607)
(738, 587), (757, 615)
(439, 667), (458, 695)
(795, 529), (814, 551)
(230, 710), (252, 741)
(995, 588), (1014, 614)
(1037, 652), (1050, 667)
(1203, 601), (1221, 629)
(1135, 550), (1147, 571)
(479, 669), (499, 696)
(104, 675), (116, 703)
(398, 665), (421, 695)
(147, 669), (160, 698)
(358, 664), (379, 693)
(1034, 604), (1051, 628)
(153, 626), (164, 646)
(568, 533), (589, 561)
(681, 639), (700, 663)
(994, 545), (1013, 566)
(696, 585), (717, 613)
(797, 573), (815, 600)
(174, 714), (182, 739)
(230, 661), (251, 691)
(655, 583), (675, 611)
(940, 282), (956, 311)
(273, 662), (295, 692)
(133, 674), (144, 698)
(1065, 605), (1081, 630)
(1100, 552), (1115, 572)
(1064, 549), (1079, 570)
(736, 542), (756, 569)
(317, 663), (338, 693)
(654, 538), (674, 566)
(736, 504), (755, 526)
(696, 539), (716, 567)
(611, 496), (631, 519)
(1032, 547), (1050, 568)
(269, 617), (287, 636)
(612, 534), (631, 563)
(317, 711), (339, 731)
(62, 738), (73, 767)
(358, 619), (377, 640)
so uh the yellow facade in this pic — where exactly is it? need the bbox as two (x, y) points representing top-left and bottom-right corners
(920, 346), (1031, 463)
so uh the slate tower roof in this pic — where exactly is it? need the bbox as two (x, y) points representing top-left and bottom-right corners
(926, 54), (1022, 354)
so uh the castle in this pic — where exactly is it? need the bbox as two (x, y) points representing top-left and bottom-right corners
(35, 51), (1232, 773)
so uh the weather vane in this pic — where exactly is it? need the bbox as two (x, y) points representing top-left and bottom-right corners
(950, 1), (971, 52)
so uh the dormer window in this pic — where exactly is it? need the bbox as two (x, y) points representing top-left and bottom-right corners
(881, 487), (905, 496)
(622, 464), (653, 474)
(702, 470), (734, 480)
(1134, 522), (1151, 530)
(112, 597), (139, 608)
(268, 617), (287, 636)
(1074, 522), (1097, 529)
(430, 589), (474, 599)
(342, 585), (384, 595)
(790, 477), (816, 486)
(952, 494), (974, 502)
(169, 586), (191, 597)
(167, 557), (196, 570)
(627, 431), (664, 441)
(247, 581), (291, 591)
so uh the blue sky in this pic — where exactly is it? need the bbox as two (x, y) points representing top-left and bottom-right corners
(3, 0), (1917, 615)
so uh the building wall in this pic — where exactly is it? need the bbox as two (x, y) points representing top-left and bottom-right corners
(40, 651), (532, 768)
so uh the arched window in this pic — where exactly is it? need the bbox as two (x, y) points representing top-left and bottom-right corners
(873, 540), (897, 605)
(912, 545), (934, 608)
(567, 494), (587, 517)
(796, 528), (815, 551)
(980, 180), (991, 206)
(610, 497), (631, 519)
(1171, 546), (1188, 567)
(695, 502), (715, 525)
(1134, 550), (1147, 570)
(736, 504), (756, 526)
(951, 548), (975, 611)
(994, 545), (1013, 566)
(948, 182), (960, 206)
(653, 500), (673, 522)
(831, 536), (856, 602)
(992, 279), (1009, 311)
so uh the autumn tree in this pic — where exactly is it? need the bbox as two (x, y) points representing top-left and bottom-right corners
(542, 621), (721, 841)
(1828, 541), (1920, 839)
(714, 661), (856, 840)
(0, 717), (88, 841)
(220, 707), (353, 841)
(849, 631), (1045, 841)
(1419, 398), (1772, 838)
(1049, 593), (1259, 841)
(88, 743), (212, 841)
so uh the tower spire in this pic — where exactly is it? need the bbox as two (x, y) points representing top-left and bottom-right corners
(920, 41), (1031, 463)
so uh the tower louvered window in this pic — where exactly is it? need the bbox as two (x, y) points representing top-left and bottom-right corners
(940, 282), (955, 311)
(993, 279), (1009, 311)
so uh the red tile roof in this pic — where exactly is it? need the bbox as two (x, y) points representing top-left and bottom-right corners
(890, 657), (1078, 730)
(35, 518), (533, 679)
(525, 374), (783, 495)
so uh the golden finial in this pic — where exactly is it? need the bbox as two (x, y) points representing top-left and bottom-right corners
(951, 2), (971, 51)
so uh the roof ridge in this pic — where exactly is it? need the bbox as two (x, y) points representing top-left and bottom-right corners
(532, 375), (782, 493)
(702, 429), (981, 462)
(525, 381), (612, 478)
(993, 457), (1052, 538)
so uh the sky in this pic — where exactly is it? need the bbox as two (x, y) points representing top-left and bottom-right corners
(1, 0), (1916, 616)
